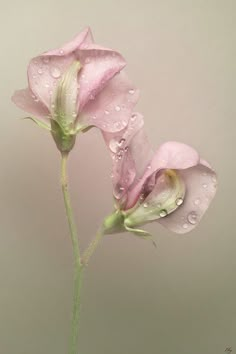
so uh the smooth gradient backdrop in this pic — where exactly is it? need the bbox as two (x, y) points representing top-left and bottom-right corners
(0, 0), (235, 353)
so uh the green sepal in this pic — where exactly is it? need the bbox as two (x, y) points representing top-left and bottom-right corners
(22, 116), (51, 131)
(124, 223), (157, 247)
(103, 210), (125, 235)
(50, 119), (76, 153)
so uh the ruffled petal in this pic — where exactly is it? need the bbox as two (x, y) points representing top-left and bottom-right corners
(125, 169), (185, 227)
(12, 88), (49, 120)
(43, 27), (94, 56)
(76, 46), (126, 111)
(80, 71), (139, 132)
(126, 141), (200, 209)
(27, 28), (93, 110)
(158, 163), (217, 233)
(103, 112), (144, 201)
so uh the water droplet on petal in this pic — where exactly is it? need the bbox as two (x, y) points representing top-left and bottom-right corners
(109, 139), (119, 153)
(118, 138), (125, 147)
(160, 209), (167, 218)
(104, 110), (110, 115)
(183, 223), (189, 229)
(187, 211), (198, 225)
(194, 198), (200, 205)
(143, 202), (148, 208)
(124, 146), (129, 152)
(212, 175), (217, 183)
(114, 185), (125, 199)
(72, 112), (77, 118)
(114, 122), (122, 130)
(140, 193), (145, 201)
(38, 68), (43, 75)
(131, 114), (137, 121)
(50, 67), (61, 79)
(43, 57), (50, 64)
(128, 89), (135, 94)
(176, 197), (184, 206)
(115, 105), (121, 112)
(147, 164), (151, 170)
(59, 49), (64, 55)
(202, 183), (207, 188)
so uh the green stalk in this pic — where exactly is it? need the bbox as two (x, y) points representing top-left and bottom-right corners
(61, 152), (83, 354)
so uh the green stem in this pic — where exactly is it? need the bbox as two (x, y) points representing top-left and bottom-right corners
(81, 228), (104, 267)
(61, 152), (82, 354)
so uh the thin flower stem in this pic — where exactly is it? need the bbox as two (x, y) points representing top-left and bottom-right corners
(61, 152), (82, 354)
(81, 228), (104, 267)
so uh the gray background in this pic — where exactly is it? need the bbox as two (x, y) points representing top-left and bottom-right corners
(0, 0), (235, 353)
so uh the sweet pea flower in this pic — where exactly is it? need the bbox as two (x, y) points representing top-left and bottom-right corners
(12, 27), (139, 153)
(102, 113), (217, 236)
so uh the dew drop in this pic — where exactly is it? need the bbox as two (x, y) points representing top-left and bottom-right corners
(176, 197), (184, 206)
(140, 193), (145, 201)
(104, 110), (110, 115)
(50, 67), (61, 79)
(43, 57), (50, 64)
(109, 139), (119, 153)
(131, 114), (137, 121)
(159, 209), (167, 218)
(118, 138), (125, 146)
(128, 89), (135, 94)
(72, 112), (77, 118)
(183, 223), (189, 229)
(202, 183), (207, 188)
(147, 164), (151, 170)
(124, 146), (129, 152)
(38, 68), (43, 75)
(115, 105), (121, 112)
(187, 211), (198, 225)
(114, 185), (125, 199)
(59, 49), (64, 55)
(114, 122), (122, 130)
(143, 202), (148, 208)
(194, 198), (200, 205)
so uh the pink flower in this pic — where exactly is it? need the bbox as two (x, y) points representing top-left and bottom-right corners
(103, 113), (217, 235)
(12, 27), (139, 152)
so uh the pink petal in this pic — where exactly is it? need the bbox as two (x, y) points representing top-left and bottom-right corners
(28, 55), (74, 111)
(103, 113), (153, 204)
(44, 27), (94, 56)
(80, 71), (139, 132)
(126, 142), (200, 209)
(76, 46), (126, 111)
(103, 112), (144, 200)
(12, 88), (49, 120)
(124, 169), (185, 227)
(27, 27), (93, 110)
(158, 163), (217, 233)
